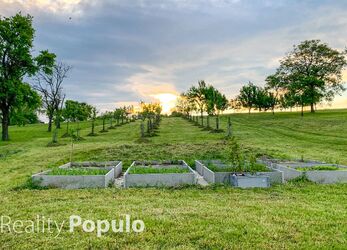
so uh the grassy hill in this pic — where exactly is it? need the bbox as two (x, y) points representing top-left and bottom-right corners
(0, 110), (347, 248)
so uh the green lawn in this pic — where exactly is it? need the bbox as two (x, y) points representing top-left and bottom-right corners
(0, 110), (347, 249)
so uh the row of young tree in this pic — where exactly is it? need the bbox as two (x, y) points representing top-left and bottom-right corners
(139, 102), (162, 138)
(176, 40), (347, 117)
(176, 80), (228, 130)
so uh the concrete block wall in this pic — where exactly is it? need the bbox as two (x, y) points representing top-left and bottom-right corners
(124, 160), (196, 188)
(59, 161), (122, 179)
(196, 160), (284, 185)
(32, 167), (115, 189)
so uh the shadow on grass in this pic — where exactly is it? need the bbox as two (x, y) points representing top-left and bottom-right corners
(11, 177), (50, 191)
(46, 142), (67, 147)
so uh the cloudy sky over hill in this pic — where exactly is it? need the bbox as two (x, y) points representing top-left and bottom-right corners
(1, 0), (347, 112)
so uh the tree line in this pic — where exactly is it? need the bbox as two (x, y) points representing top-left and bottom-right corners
(176, 40), (347, 117)
(0, 13), (138, 142)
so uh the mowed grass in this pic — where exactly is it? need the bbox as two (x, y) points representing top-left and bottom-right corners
(0, 110), (347, 249)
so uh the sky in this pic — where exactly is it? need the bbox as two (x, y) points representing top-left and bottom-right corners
(1, 0), (347, 114)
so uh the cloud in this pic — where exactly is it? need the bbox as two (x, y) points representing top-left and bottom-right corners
(1, 0), (347, 111)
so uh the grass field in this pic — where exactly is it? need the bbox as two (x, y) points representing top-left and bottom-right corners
(0, 110), (347, 249)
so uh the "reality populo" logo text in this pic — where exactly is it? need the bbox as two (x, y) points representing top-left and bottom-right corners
(1, 214), (145, 238)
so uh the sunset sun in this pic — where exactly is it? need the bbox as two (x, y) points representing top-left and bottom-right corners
(151, 93), (178, 114)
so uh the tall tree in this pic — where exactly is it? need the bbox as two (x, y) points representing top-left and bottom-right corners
(0, 13), (55, 141)
(237, 82), (258, 114)
(175, 92), (194, 117)
(267, 40), (347, 113)
(34, 62), (71, 132)
(187, 80), (207, 125)
(205, 85), (229, 130)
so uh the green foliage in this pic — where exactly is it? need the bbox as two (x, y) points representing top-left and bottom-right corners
(139, 102), (162, 137)
(48, 168), (109, 176)
(266, 39), (347, 113)
(187, 81), (207, 112)
(207, 162), (269, 173)
(9, 82), (41, 125)
(225, 137), (269, 173)
(237, 82), (258, 113)
(0, 13), (55, 140)
(63, 100), (93, 123)
(129, 166), (189, 174)
(296, 165), (346, 171)
(205, 85), (228, 116)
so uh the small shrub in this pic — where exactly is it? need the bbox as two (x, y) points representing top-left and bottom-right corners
(288, 174), (312, 184)
(12, 177), (48, 191)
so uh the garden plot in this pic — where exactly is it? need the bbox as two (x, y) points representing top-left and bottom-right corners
(32, 161), (122, 189)
(124, 160), (196, 188)
(268, 160), (347, 184)
(195, 160), (283, 187)
(59, 161), (122, 178)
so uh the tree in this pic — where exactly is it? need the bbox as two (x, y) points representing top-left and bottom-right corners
(62, 100), (76, 137)
(267, 40), (347, 113)
(205, 85), (228, 130)
(139, 102), (162, 136)
(114, 108), (123, 125)
(34, 62), (71, 132)
(88, 107), (97, 136)
(237, 82), (258, 114)
(0, 13), (55, 141)
(62, 100), (92, 138)
(187, 80), (207, 125)
(9, 83), (41, 126)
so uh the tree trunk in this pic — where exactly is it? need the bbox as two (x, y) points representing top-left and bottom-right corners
(56, 116), (61, 129)
(48, 114), (53, 132)
(77, 121), (80, 138)
(310, 103), (315, 113)
(200, 111), (203, 126)
(91, 120), (95, 134)
(52, 128), (58, 143)
(66, 121), (69, 134)
(140, 122), (145, 138)
(1, 106), (10, 141)
(227, 117), (232, 137)
(207, 116), (210, 128)
(248, 107), (251, 114)
(301, 105), (304, 117)
(216, 116), (219, 130)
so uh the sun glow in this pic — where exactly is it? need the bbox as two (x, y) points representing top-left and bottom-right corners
(151, 93), (178, 114)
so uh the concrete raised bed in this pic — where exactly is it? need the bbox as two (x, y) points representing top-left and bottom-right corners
(59, 161), (122, 179)
(195, 160), (283, 185)
(267, 160), (347, 184)
(32, 167), (114, 189)
(124, 160), (196, 188)
(231, 175), (270, 188)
